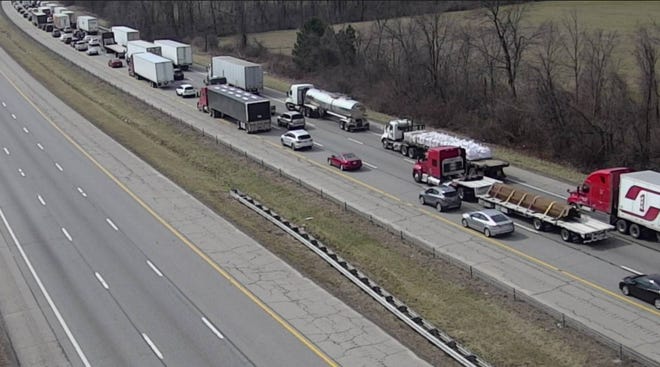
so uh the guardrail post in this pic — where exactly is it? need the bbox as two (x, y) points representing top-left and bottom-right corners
(513, 287), (517, 301)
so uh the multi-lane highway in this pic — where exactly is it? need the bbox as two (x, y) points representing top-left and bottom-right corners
(3, 2), (660, 364)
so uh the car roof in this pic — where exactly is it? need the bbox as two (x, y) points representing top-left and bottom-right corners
(290, 129), (310, 136)
(646, 274), (660, 283)
(180, 84), (193, 88)
(478, 209), (506, 217)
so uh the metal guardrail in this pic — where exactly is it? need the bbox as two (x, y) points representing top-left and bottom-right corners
(230, 189), (492, 367)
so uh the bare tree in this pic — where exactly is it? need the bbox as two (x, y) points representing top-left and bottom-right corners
(561, 8), (585, 103)
(633, 25), (660, 166)
(483, 1), (536, 99)
(415, 13), (453, 101)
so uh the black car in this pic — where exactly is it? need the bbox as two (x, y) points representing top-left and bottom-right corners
(51, 29), (60, 38)
(619, 273), (660, 309)
(173, 68), (184, 81)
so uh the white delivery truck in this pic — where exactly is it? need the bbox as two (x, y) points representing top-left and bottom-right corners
(153, 39), (193, 70)
(76, 15), (97, 34)
(112, 26), (139, 47)
(128, 52), (174, 88)
(205, 56), (263, 93)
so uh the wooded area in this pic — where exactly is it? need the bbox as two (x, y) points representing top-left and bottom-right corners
(65, 1), (660, 171)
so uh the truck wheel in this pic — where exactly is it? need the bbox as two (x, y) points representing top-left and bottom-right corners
(457, 187), (465, 201)
(560, 228), (572, 242)
(401, 146), (408, 157)
(533, 218), (544, 231)
(413, 171), (422, 183)
(629, 224), (643, 239)
(408, 147), (416, 159)
(382, 140), (389, 149)
(285, 103), (295, 111)
(615, 219), (629, 234)
(340, 122), (346, 130)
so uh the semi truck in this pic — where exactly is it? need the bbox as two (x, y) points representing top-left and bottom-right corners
(205, 56), (263, 93)
(53, 6), (66, 14)
(154, 40), (192, 70)
(285, 83), (370, 132)
(52, 13), (68, 29)
(568, 168), (660, 241)
(76, 16), (97, 34)
(61, 10), (75, 27)
(412, 146), (501, 201)
(479, 183), (614, 243)
(128, 52), (174, 88)
(112, 26), (139, 47)
(31, 11), (47, 27)
(126, 40), (161, 60)
(101, 32), (126, 58)
(383, 119), (509, 178)
(196, 85), (272, 133)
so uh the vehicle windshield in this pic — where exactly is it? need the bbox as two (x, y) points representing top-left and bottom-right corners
(298, 135), (311, 140)
(490, 214), (509, 223)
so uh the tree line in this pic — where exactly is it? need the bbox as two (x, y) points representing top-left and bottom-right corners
(65, 0), (660, 172)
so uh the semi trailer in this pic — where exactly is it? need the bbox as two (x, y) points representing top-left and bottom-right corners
(285, 83), (369, 132)
(154, 39), (192, 70)
(112, 26), (139, 47)
(568, 168), (660, 241)
(76, 15), (97, 34)
(128, 52), (174, 88)
(197, 85), (271, 133)
(383, 119), (509, 178)
(126, 40), (161, 60)
(205, 56), (263, 93)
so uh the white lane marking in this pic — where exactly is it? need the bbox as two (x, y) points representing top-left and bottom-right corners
(61, 227), (72, 242)
(363, 161), (378, 169)
(3, 147), (9, 155)
(55, 163), (63, 171)
(370, 132), (382, 136)
(514, 223), (539, 234)
(347, 137), (364, 145)
(18, 169), (25, 177)
(76, 187), (87, 197)
(202, 317), (225, 340)
(142, 333), (163, 360)
(37, 143), (44, 150)
(22, 127), (29, 133)
(106, 218), (118, 231)
(313, 142), (324, 147)
(94, 272), (109, 289)
(146, 260), (163, 277)
(1, 101), (5, 107)
(306, 122), (316, 128)
(11, 114), (16, 119)
(0, 208), (91, 367)
(37, 195), (45, 206)
(507, 178), (566, 199)
(621, 265), (643, 275)
(403, 158), (416, 164)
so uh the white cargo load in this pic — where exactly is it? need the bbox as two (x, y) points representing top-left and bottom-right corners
(61, 10), (75, 25)
(132, 52), (174, 88)
(403, 130), (493, 161)
(211, 56), (263, 93)
(126, 40), (161, 59)
(111, 26), (139, 47)
(76, 16), (97, 33)
(153, 40), (193, 69)
(618, 171), (660, 232)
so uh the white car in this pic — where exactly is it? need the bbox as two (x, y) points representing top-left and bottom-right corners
(280, 129), (313, 150)
(175, 84), (197, 98)
(88, 38), (100, 47)
(86, 47), (99, 56)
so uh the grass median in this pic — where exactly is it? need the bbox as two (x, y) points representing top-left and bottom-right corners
(0, 8), (638, 367)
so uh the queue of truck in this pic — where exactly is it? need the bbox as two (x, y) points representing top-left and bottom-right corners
(13, 1), (660, 248)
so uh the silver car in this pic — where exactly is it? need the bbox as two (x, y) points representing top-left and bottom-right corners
(419, 185), (461, 212)
(461, 209), (515, 237)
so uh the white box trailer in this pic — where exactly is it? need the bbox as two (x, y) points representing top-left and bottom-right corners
(111, 26), (139, 47)
(130, 52), (174, 88)
(52, 13), (68, 29)
(209, 56), (263, 94)
(153, 39), (193, 70)
(53, 6), (66, 14)
(126, 40), (161, 60)
(61, 10), (75, 27)
(76, 15), (97, 34)
(617, 171), (660, 235)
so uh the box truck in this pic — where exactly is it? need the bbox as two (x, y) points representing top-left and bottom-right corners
(128, 52), (174, 88)
(153, 40), (193, 70)
(205, 56), (263, 93)
(112, 26), (139, 47)
(76, 15), (97, 34)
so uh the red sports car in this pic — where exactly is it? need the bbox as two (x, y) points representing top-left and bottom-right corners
(107, 58), (123, 68)
(328, 152), (362, 171)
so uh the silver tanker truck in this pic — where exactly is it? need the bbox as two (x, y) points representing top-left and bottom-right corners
(284, 83), (369, 132)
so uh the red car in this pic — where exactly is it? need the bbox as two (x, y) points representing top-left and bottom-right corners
(328, 152), (362, 171)
(107, 58), (123, 68)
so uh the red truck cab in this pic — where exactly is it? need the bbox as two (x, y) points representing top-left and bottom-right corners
(197, 86), (209, 112)
(567, 167), (634, 213)
(413, 146), (467, 182)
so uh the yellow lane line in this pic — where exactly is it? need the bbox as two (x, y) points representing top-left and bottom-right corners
(264, 139), (660, 317)
(0, 68), (338, 366)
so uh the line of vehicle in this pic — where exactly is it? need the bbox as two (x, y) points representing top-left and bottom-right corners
(0, 208), (92, 367)
(0, 67), (339, 366)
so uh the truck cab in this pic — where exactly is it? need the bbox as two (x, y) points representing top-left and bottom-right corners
(285, 84), (314, 111)
(567, 167), (633, 213)
(381, 119), (425, 146)
(413, 147), (467, 185)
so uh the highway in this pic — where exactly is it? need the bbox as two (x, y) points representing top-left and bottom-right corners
(0, 62), (339, 366)
(3, 2), (660, 364)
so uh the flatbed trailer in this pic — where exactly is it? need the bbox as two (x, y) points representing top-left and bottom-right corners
(478, 183), (614, 243)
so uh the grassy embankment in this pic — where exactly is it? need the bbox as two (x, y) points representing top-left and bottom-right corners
(0, 7), (636, 367)
(216, 1), (660, 184)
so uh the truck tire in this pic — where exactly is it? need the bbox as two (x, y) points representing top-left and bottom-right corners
(382, 140), (389, 149)
(533, 218), (545, 231)
(407, 147), (416, 159)
(615, 219), (629, 234)
(629, 224), (643, 239)
(560, 228), (572, 242)
(340, 122), (346, 130)
(285, 103), (295, 111)
(401, 145), (408, 157)
(457, 187), (465, 201)
(413, 171), (422, 183)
